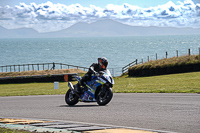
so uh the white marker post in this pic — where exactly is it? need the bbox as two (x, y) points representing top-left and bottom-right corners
(54, 81), (59, 89)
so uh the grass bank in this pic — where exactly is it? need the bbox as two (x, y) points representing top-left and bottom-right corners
(0, 71), (200, 96)
(130, 54), (200, 70)
(0, 69), (86, 78)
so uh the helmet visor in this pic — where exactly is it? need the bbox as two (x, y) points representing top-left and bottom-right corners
(99, 59), (106, 69)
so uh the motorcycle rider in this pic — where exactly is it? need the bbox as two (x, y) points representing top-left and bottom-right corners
(74, 57), (108, 94)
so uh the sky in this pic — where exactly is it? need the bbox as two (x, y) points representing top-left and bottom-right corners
(1, 0), (196, 8)
(0, 0), (200, 32)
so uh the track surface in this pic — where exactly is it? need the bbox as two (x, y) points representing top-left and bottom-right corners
(0, 93), (200, 133)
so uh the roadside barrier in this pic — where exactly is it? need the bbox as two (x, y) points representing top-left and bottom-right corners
(0, 73), (77, 84)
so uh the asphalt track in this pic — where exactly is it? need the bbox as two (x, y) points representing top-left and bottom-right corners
(0, 93), (200, 133)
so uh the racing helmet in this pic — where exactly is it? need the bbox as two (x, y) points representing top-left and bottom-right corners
(98, 57), (108, 69)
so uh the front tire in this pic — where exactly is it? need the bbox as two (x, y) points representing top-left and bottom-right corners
(97, 87), (113, 106)
(65, 89), (79, 106)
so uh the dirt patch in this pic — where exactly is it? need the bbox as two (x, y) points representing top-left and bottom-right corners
(0, 69), (86, 77)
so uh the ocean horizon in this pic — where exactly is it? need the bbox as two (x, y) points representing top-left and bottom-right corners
(1, 35), (200, 76)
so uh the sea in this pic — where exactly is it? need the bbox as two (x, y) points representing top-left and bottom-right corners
(1, 35), (200, 76)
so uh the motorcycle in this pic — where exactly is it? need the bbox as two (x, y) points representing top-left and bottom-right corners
(65, 69), (114, 106)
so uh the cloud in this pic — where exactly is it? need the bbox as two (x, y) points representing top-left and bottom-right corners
(193, 0), (200, 4)
(0, 0), (200, 32)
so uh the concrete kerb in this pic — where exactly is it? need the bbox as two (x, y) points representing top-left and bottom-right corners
(0, 117), (177, 133)
(0, 123), (74, 133)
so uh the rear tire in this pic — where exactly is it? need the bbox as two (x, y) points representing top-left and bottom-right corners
(65, 89), (79, 106)
(97, 87), (113, 106)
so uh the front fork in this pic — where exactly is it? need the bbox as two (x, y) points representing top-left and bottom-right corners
(98, 84), (108, 97)
(68, 82), (80, 97)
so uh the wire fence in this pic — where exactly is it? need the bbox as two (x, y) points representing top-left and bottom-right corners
(139, 48), (200, 63)
(0, 62), (88, 73)
(0, 62), (122, 77)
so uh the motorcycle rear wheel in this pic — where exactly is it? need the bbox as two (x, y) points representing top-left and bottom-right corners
(97, 87), (113, 106)
(65, 89), (79, 106)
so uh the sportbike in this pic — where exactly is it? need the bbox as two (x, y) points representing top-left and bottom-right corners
(65, 69), (114, 106)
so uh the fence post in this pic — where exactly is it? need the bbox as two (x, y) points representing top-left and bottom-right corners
(199, 48), (200, 60)
(166, 52), (168, 59)
(156, 53), (157, 60)
(148, 56), (149, 62)
(188, 49), (190, 56)
(141, 59), (143, 64)
(37, 64), (39, 71)
(199, 48), (200, 55)
(136, 59), (138, 65)
(53, 62), (55, 70)
(176, 50), (178, 57)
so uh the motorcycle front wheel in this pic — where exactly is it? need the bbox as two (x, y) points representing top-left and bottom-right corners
(65, 89), (79, 106)
(97, 87), (113, 106)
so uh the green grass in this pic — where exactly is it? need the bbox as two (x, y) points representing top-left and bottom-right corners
(114, 72), (200, 93)
(0, 71), (200, 96)
(0, 82), (70, 96)
(0, 127), (31, 133)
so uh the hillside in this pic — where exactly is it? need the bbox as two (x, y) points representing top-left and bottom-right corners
(1, 19), (200, 38)
(27, 19), (200, 37)
(0, 26), (40, 38)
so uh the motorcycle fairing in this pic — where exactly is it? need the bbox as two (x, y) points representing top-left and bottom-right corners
(102, 69), (115, 85)
(79, 76), (103, 102)
(75, 69), (114, 102)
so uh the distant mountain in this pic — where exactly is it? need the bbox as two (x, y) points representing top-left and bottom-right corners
(44, 19), (139, 37)
(1, 19), (200, 38)
(0, 26), (40, 38)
